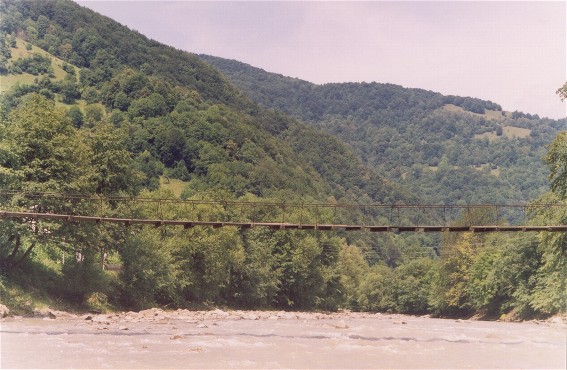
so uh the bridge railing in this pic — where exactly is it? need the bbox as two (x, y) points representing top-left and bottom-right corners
(0, 191), (564, 228)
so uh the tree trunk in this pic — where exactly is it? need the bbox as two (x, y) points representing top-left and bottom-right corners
(10, 242), (36, 271)
(5, 234), (20, 264)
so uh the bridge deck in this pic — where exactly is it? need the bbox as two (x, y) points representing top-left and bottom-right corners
(1, 210), (565, 232)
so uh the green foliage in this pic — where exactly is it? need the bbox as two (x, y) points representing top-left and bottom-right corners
(84, 103), (105, 125)
(3, 93), (91, 192)
(228, 228), (281, 308)
(530, 193), (567, 314)
(9, 53), (52, 75)
(58, 74), (80, 104)
(357, 264), (396, 312)
(0, 33), (11, 74)
(531, 231), (567, 314)
(118, 229), (179, 309)
(203, 55), (564, 205)
(557, 82), (567, 101)
(0, 93), (142, 307)
(66, 105), (83, 128)
(545, 131), (567, 198)
(59, 249), (113, 305)
(428, 233), (477, 315)
(337, 244), (368, 309)
(392, 258), (436, 314)
(466, 234), (539, 317)
(84, 121), (142, 195)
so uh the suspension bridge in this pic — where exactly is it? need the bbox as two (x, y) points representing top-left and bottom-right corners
(0, 191), (566, 233)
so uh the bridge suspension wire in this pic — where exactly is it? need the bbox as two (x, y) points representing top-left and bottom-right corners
(0, 191), (566, 233)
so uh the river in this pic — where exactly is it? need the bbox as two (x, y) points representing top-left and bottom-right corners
(1, 309), (565, 369)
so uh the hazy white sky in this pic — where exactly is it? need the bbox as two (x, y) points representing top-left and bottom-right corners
(78, 1), (566, 119)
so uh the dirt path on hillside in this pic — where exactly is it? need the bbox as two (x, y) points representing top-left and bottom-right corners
(1, 309), (565, 369)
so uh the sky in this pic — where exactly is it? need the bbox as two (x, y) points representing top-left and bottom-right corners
(77, 1), (567, 119)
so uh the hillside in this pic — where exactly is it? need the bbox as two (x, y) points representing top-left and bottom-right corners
(200, 55), (566, 204)
(0, 0), (412, 205)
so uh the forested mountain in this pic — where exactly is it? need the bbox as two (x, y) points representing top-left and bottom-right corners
(0, 0), (564, 318)
(0, 0), (410, 205)
(200, 55), (566, 204)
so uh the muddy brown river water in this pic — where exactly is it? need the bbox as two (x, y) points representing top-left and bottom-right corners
(1, 309), (565, 369)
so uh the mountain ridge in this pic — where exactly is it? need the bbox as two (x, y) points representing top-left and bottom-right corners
(199, 54), (565, 204)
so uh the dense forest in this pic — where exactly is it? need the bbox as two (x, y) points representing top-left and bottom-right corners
(0, 0), (565, 319)
(200, 55), (565, 204)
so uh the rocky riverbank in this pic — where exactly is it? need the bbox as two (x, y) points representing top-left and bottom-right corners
(3, 305), (565, 327)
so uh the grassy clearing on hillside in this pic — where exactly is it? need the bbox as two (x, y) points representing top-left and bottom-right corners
(471, 163), (500, 176)
(503, 126), (531, 138)
(160, 176), (189, 198)
(474, 126), (532, 141)
(442, 104), (505, 121)
(484, 109), (506, 120)
(3, 38), (89, 108)
(0, 73), (38, 93)
(13, 37), (69, 79)
(474, 131), (499, 141)
(54, 99), (87, 110)
(1, 38), (71, 93)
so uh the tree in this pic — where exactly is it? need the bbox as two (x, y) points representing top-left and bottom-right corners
(466, 234), (539, 317)
(0, 94), (91, 271)
(557, 82), (567, 101)
(4, 94), (91, 193)
(118, 229), (179, 309)
(67, 106), (84, 128)
(337, 244), (368, 309)
(530, 192), (567, 315)
(59, 78), (80, 104)
(393, 258), (436, 314)
(429, 233), (478, 315)
(0, 94), (140, 276)
(36, 15), (50, 38)
(545, 131), (567, 198)
(84, 121), (142, 195)
(84, 104), (105, 126)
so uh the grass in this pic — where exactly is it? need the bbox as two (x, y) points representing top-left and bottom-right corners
(484, 109), (506, 120)
(441, 104), (531, 141)
(2, 38), (90, 109)
(0, 264), (65, 315)
(443, 104), (467, 114)
(474, 126), (532, 142)
(160, 176), (189, 197)
(0, 73), (38, 93)
(0, 246), (121, 315)
(474, 131), (499, 141)
(503, 126), (531, 138)
(54, 98), (87, 110)
(442, 104), (506, 121)
(1, 37), (75, 93)
(470, 163), (500, 177)
(13, 37), (69, 79)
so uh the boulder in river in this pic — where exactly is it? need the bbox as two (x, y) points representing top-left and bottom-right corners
(0, 304), (9, 318)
